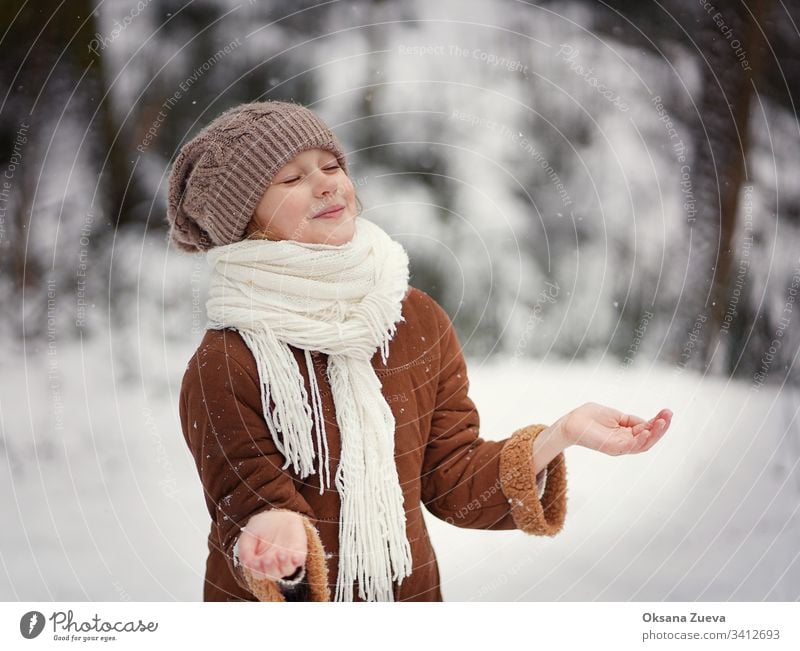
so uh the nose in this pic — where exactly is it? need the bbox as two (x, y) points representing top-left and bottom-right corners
(312, 167), (338, 197)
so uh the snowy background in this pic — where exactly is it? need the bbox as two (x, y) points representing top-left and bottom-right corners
(3, 332), (799, 600)
(1, 0), (799, 601)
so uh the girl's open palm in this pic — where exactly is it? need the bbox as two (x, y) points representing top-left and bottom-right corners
(237, 510), (307, 582)
(559, 402), (672, 456)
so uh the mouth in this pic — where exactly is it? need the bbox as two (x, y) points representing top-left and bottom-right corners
(312, 204), (345, 219)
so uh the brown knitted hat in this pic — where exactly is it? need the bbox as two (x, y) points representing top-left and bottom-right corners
(166, 100), (349, 252)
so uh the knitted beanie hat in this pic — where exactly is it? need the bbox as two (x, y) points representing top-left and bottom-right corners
(166, 100), (349, 252)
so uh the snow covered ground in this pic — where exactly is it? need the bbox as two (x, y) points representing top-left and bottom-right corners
(1, 333), (798, 601)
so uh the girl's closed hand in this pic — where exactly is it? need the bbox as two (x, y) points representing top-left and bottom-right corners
(236, 510), (307, 582)
(556, 402), (673, 456)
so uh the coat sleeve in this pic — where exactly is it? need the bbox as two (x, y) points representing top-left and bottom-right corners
(179, 344), (329, 599)
(420, 299), (567, 536)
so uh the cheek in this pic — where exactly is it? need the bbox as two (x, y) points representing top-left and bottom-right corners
(341, 178), (357, 203)
(260, 191), (302, 220)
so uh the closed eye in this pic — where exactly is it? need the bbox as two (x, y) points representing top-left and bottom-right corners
(278, 162), (339, 184)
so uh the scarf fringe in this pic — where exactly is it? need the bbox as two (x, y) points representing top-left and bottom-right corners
(206, 219), (413, 601)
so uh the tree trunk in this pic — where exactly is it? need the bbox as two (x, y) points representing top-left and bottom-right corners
(674, 0), (771, 370)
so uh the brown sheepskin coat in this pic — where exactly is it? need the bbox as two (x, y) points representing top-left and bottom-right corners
(178, 286), (568, 601)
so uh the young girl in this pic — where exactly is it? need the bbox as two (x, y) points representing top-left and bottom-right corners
(167, 100), (672, 602)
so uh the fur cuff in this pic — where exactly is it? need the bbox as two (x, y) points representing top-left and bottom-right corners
(499, 424), (567, 536)
(238, 513), (331, 602)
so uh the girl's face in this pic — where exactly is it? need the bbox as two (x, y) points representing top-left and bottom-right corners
(247, 147), (358, 246)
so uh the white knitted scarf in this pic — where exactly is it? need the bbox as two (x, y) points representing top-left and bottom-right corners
(205, 218), (413, 601)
